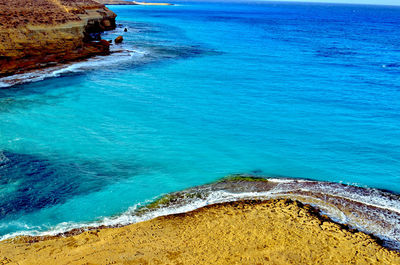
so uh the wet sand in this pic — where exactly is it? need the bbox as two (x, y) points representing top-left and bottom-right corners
(0, 199), (399, 264)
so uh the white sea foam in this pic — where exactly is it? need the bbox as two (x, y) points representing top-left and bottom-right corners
(0, 46), (147, 88)
(1, 178), (399, 250)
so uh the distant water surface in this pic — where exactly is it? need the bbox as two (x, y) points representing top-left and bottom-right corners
(0, 1), (400, 240)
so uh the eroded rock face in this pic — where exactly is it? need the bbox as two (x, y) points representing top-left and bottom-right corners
(0, 0), (117, 76)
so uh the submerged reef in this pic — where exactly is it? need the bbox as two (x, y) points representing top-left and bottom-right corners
(0, 0), (117, 76)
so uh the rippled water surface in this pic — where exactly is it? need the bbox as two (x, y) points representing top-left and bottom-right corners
(0, 1), (400, 241)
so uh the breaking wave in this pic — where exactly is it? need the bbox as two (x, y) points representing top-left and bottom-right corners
(0, 45), (145, 88)
(1, 176), (399, 251)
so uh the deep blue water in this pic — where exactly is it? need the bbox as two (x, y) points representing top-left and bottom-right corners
(0, 1), (400, 238)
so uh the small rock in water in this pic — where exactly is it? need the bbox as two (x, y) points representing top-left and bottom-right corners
(115, 36), (123, 44)
(108, 40), (112, 43)
(124, 28), (128, 32)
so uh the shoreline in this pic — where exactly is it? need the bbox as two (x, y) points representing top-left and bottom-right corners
(98, 0), (174, 5)
(0, 46), (140, 88)
(1, 199), (399, 264)
(1, 176), (400, 251)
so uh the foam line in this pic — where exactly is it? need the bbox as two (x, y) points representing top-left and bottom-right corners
(0, 46), (146, 88)
(1, 178), (399, 250)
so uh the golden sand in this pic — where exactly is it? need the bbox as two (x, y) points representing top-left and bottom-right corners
(0, 199), (399, 264)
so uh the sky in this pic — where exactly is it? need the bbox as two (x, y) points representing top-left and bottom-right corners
(275, 0), (400, 5)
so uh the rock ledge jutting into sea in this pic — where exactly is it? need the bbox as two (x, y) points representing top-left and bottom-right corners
(0, 0), (117, 76)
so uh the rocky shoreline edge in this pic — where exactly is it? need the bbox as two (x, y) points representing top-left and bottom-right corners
(0, 198), (399, 264)
(1, 175), (400, 248)
(0, 198), (390, 246)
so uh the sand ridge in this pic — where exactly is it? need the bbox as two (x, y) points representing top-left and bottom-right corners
(0, 199), (399, 264)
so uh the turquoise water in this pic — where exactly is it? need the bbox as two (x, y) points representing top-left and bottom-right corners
(0, 1), (400, 238)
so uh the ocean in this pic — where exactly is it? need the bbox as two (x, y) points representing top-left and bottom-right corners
(0, 0), (400, 247)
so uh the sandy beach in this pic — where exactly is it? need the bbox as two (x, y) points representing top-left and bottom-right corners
(1, 199), (399, 264)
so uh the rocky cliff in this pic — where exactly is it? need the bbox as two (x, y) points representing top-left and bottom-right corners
(0, 0), (117, 76)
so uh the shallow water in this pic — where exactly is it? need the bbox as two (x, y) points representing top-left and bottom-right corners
(0, 1), (400, 243)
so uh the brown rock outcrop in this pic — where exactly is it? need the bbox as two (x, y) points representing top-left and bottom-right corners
(114, 35), (123, 43)
(0, 0), (117, 76)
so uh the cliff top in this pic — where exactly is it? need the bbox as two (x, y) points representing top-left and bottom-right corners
(0, 0), (107, 28)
